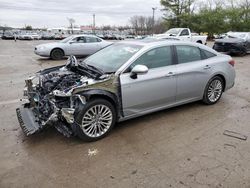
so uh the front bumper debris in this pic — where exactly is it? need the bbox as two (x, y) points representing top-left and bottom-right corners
(16, 106), (41, 136)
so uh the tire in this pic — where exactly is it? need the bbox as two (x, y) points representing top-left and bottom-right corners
(50, 48), (64, 60)
(202, 76), (224, 105)
(73, 99), (116, 142)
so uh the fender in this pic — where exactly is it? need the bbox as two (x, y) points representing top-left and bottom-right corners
(74, 89), (123, 121)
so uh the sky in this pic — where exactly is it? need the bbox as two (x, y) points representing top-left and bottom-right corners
(0, 0), (163, 28)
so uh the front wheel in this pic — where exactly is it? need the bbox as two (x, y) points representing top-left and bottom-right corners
(50, 48), (64, 60)
(73, 99), (116, 142)
(203, 76), (224, 105)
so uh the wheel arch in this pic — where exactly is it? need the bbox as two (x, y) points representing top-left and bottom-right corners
(196, 40), (202, 44)
(77, 89), (122, 120)
(211, 74), (226, 91)
(50, 47), (65, 57)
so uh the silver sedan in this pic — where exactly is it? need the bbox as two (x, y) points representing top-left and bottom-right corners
(34, 34), (112, 60)
(18, 40), (235, 141)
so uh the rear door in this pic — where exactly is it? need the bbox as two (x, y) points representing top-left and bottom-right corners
(120, 46), (177, 116)
(66, 36), (86, 55)
(174, 45), (214, 102)
(82, 36), (103, 55)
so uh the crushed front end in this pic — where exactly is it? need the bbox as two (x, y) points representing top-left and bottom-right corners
(16, 56), (116, 137)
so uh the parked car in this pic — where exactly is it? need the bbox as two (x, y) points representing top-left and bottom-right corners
(154, 28), (207, 44)
(2, 31), (14, 40)
(34, 34), (112, 60)
(18, 33), (41, 40)
(213, 32), (250, 56)
(41, 33), (55, 40)
(17, 40), (235, 141)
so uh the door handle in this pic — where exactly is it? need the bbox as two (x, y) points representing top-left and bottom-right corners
(165, 72), (175, 77)
(204, 65), (211, 70)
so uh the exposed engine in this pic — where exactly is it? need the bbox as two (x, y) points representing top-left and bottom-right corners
(17, 56), (112, 137)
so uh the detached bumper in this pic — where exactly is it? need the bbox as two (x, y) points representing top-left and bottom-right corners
(16, 106), (41, 136)
(16, 104), (76, 137)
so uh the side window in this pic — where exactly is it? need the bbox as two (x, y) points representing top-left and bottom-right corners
(127, 46), (172, 72)
(71, 37), (85, 43)
(176, 45), (201, 64)
(180, 29), (189, 36)
(85, 36), (100, 43)
(201, 49), (216, 59)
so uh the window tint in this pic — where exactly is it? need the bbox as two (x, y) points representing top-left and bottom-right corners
(85, 36), (100, 43)
(180, 29), (189, 36)
(71, 36), (85, 43)
(128, 46), (172, 71)
(201, 49), (216, 59)
(176, 45), (201, 64)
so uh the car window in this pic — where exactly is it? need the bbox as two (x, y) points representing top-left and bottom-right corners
(201, 49), (216, 59)
(180, 29), (189, 36)
(85, 36), (100, 43)
(176, 45), (201, 64)
(127, 46), (172, 72)
(71, 36), (85, 43)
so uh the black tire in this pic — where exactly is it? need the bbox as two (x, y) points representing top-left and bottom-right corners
(202, 76), (224, 105)
(50, 48), (64, 60)
(73, 99), (116, 142)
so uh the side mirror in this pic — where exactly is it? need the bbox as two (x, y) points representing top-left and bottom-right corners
(130, 65), (148, 79)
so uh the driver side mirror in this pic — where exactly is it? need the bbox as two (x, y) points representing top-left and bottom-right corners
(130, 65), (148, 79)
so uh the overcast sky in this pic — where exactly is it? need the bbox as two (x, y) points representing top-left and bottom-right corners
(0, 0), (163, 28)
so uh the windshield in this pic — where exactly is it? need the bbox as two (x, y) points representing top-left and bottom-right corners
(82, 43), (142, 73)
(60, 35), (74, 43)
(165, 28), (181, 35)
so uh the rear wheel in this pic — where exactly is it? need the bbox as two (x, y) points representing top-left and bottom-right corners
(73, 99), (116, 142)
(50, 48), (64, 60)
(203, 76), (224, 105)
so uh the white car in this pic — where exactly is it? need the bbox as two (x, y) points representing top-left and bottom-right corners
(34, 35), (112, 60)
(19, 33), (40, 40)
(153, 28), (207, 44)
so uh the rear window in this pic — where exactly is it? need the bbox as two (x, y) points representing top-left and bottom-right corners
(176, 45), (202, 64)
(201, 49), (216, 59)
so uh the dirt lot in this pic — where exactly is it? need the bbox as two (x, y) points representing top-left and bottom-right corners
(0, 39), (250, 188)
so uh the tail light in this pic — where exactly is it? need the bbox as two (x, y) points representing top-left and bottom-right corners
(229, 60), (235, 67)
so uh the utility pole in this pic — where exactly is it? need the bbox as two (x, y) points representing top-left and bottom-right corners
(93, 14), (96, 34)
(152, 7), (157, 35)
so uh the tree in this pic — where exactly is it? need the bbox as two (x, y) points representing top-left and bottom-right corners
(25, 25), (32, 30)
(160, 0), (195, 27)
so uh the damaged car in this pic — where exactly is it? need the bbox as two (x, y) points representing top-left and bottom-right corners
(16, 40), (235, 141)
(213, 32), (250, 56)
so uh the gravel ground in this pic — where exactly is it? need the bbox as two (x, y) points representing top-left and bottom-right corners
(0, 40), (250, 188)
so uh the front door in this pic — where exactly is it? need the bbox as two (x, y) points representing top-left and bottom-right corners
(120, 46), (177, 116)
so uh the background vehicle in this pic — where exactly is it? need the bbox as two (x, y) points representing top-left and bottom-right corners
(213, 32), (250, 56)
(34, 34), (112, 60)
(17, 40), (235, 141)
(2, 31), (14, 40)
(154, 28), (207, 44)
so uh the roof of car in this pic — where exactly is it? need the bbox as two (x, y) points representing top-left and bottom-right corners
(116, 39), (219, 55)
(117, 39), (196, 47)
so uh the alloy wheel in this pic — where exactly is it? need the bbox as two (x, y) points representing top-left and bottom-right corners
(81, 104), (113, 138)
